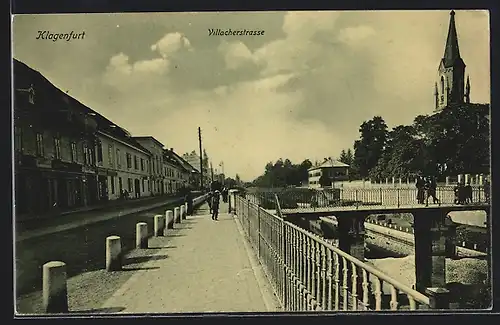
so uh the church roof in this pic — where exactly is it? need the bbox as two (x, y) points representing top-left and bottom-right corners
(442, 10), (465, 68)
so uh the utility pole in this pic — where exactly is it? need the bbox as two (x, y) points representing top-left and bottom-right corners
(220, 161), (225, 185)
(210, 161), (214, 182)
(198, 127), (204, 190)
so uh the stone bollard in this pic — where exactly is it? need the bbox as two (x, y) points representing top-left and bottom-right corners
(184, 202), (188, 218)
(462, 241), (466, 247)
(446, 177), (450, 186)
(425, 287), (450, 309)
(465, 174), (470, 184)
(136, 222), (148, 249)
(180, 205), (185, 221)
(106, 236), (122, 271)
(474, 243), (478, 250)
(154, 215), (165, 236)
(479, 175), (484, 186)
(458, 174), (463, 184)
(166, 210), (174, 229)
(42, 261), (68, 313)
(174, 207), (180, 224)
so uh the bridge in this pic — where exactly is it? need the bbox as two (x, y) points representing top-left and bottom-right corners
(16, 187), (491, 314)
(238, 186), (490, 308)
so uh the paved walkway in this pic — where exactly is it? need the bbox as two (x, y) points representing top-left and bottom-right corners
(16, 196), (184, 242)
(100, 201), (281, 313)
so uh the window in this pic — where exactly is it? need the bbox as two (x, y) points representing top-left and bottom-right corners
(36, 133), (44, 156)
(118, 177), (123, 192)
(70, 142), (77, 162)
(147, 180), (150, 191)
(53, 137), (61, 160)
(134, 155), (138, 169)
(126, 153), (132, 169)
(116, 149), (121, 167)
(152, 160), (155, 174)
(142, 179), (145, 192)
(83, 144), (94, 165)
(140, 158), (144, 171)
(14, 127), (23, 152)
(440, 76), (445, 95)
(96, 140), (103, 165)
(110, 176), (115, 194)
(108, 145), (114, 167)
(128, 178), (132, 191)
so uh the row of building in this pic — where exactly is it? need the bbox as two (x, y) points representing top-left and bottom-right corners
(13, 59), (202, 219)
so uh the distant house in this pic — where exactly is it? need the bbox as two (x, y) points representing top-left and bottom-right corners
(308, 158), (349, 188)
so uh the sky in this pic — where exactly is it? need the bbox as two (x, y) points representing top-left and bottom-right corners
(12, 10), (490, 181)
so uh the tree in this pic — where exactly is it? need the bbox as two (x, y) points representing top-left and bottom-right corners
(235, 174), (241, 185)
(339, 150), (348, 164)
(345, 149), (354, 166)
(353, 116), (389, 179)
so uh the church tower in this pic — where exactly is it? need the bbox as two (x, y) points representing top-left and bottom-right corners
(435, 10), (468, 112)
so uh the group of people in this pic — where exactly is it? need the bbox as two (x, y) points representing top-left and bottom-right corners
(415, 175), (439, 206)
(207, 187), (229, 221)
(453, 181), (474, 205)
(416, 175), (489, 205)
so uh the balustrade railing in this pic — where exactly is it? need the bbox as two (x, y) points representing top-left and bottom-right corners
(235, 194), (432, 311)
(245, 186), (488, 212)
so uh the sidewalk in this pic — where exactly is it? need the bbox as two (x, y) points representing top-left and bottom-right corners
(100, 201), (281, 313)
(16, 196), (184, 242)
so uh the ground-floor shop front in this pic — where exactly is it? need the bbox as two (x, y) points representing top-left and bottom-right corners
(15, 168), (99, 220)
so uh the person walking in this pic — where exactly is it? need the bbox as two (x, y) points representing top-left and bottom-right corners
(212, 190), (221, 221)
(416, 175), (425, 204)
(484, 176), (490, 204)
(207, 190), (213, 214)
(426, 176), (440, 205)
(185, 188), (194, 216)
(222, 187), (228, 203)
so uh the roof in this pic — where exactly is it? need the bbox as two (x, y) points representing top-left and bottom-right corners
(442, 10), (465, 68)
(133, 136), (165, 148)
(308, 158), (349, 171)
(169, 150), (200, 173)
(13, 58), (153, 155)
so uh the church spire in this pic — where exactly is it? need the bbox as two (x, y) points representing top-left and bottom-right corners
(443, 10), (463, 68)
(435, 10), (467, 112)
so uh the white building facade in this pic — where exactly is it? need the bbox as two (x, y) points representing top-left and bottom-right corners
(96, 131), (152, 200)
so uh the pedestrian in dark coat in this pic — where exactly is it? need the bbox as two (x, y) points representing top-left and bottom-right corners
(426, 176), (440, 205)
(464, 180), (473, 204)
(222, 187), (228, 203)
(207, 191), (213, 213)
(185, 189), (194, 215)
(416, 176), (425, 204)
(212, 190), (221, 220)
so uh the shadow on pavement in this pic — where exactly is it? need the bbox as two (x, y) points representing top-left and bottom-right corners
(124, 255), (169, 265)
(121, 266), (160, 271)
(148, 245), (177, 249)
(69, 307), (126, 314)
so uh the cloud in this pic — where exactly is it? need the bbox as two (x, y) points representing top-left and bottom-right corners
(13, 11), (490, 181)
(150, 32), (192, 57)
(338, 25), (376, 45)
(103, 32), (193, 90)
(141, 73), (342, 181)
(218, 40), (256, 70)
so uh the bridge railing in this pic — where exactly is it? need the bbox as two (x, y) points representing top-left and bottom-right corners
(235, 194), (432, 311)
(245, 186), (488, 212)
